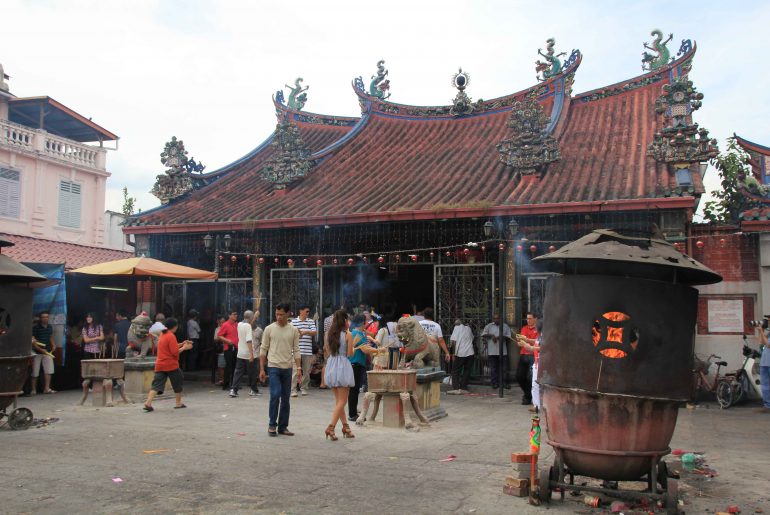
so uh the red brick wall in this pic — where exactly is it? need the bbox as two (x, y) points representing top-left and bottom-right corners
(690, 227), (758, 282)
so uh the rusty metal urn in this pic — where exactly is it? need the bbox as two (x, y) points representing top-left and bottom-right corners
(533, 229), (720, 481)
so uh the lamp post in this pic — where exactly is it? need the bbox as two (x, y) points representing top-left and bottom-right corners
(203, 233), (231, 314)
(483, 218), (519, 398)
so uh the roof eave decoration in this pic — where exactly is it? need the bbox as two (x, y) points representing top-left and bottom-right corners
(450, 68), (473, 117)
(151, 137), (206, 204)
(536, 38), (577, 82)
(369, 60), (391, 100)
(641, 29), (673, 71)
(496, 94), (561, 179)
(258, 121), (314, 190)
(277, 78), (309, 111)
(646, 74), (718, 170)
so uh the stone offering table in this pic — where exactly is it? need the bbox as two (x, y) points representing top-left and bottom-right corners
(415, 367), (447, 421)
(358, 369), (431, 430)
(123, 357), (171, 402)
(79, 359), (130, 407)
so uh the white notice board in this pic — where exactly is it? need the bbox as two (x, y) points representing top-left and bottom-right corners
(707, 299), (744, 333)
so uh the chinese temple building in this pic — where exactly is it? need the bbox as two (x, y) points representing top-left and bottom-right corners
(125, 34), (717, 362)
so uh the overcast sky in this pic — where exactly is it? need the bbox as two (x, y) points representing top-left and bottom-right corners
(4, 0), (769, 219)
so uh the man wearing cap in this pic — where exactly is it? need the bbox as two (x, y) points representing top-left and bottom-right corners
(448, 319), (474, 394)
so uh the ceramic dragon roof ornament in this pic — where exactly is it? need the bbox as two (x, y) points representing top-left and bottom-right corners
(642, 29), (673, 71)
(151, 136), (195, 204)
(285, 78), (309, 110)
(369, 60), (391, 100)
(536, 38), (566, 82)
(496, 94), (560, 177)
(259, 122), (313, 189)
(450, 68), (474, 117)
(647, 77), (718, 169)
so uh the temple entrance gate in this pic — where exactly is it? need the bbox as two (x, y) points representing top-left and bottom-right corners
(269, 268), (321, 317)
(434, 263), (494, 382)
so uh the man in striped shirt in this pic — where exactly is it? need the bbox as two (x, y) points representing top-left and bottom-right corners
(291, 304), (317, 396)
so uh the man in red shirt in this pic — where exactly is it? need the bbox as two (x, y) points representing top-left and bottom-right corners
(218, 311), (239, 390)
(516, 312), (539, 406)
(143, 318), (192, 411)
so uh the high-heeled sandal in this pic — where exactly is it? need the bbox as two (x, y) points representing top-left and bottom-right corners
(325, 424), (338, 441)
(341, 423), (355, 438)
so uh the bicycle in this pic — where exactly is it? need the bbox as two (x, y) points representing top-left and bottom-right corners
(692, 353), (733, 408)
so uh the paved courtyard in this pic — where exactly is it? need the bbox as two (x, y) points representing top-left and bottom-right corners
(1, 383), (768, 514)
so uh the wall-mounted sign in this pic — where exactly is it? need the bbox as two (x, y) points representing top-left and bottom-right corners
(707, 299), (743, 333)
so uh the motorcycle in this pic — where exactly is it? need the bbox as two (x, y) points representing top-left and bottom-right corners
(724, 335), (763, 405)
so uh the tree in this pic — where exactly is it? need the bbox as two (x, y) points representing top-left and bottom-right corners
(122, 186), (137, 217)
(702, 137), (763, 224)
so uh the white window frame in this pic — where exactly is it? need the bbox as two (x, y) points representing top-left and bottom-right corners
(58, 179), (82, 229)
(0, 166), (21, 219)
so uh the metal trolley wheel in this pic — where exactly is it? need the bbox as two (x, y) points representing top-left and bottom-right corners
(537, 466), (553, 503)
(8, 407), (33, 430)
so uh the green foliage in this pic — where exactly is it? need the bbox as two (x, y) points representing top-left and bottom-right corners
(122, 186), (137, 217)
(702, 137), (753, 224)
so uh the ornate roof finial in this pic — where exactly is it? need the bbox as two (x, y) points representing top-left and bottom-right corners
(0, 63), (9, 92)
(647, 77), (719, 168)
(496, 95), (560, 177)
(536, 38), (566, 82)
(450, 68), (474, 116)
(285, 78), (309, 110)
(369, 60), (391, 100)
(151, 136), (194, 204)
(642, 29), (673, 71)
(259, 122), (313, 189)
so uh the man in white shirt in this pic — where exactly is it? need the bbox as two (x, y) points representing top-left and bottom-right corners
(230, 310), (257, 397)
(418, 308), (451, 363)
(290, 304), (317, 396)
(481, 314), (512, 389)
(448, 319), (475, 394)
(149, 313), (166, 338)
(185, 310), (201, 371)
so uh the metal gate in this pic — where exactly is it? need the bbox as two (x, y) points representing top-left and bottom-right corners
(161, 282), (186, 319)
(434, 264), (494, 382)
(525, 274), (555, 317)
(270, 268), (321, 316)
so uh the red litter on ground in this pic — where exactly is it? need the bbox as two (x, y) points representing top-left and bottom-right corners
(439, 454), (456, 462)
(237, 432), (246, 436)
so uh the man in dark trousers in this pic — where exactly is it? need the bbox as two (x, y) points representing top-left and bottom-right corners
(517, 312), (539, 405)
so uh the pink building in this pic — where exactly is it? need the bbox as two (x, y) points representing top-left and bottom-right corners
(0, 64), (118, 245)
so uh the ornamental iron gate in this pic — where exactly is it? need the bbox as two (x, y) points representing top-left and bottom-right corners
(270, 268), (321, 317)
(434, 264), (494, 383)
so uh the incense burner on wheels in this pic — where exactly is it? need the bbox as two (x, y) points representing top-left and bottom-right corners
(532, 230), (721, 513)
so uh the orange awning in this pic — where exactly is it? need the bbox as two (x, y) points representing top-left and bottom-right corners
(70, 257), (217, 280)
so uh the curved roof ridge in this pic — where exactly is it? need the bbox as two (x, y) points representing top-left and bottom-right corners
(574, 40), (697, 102)
(735, 133), (770, 155)
(272, 94), (359, 125)
(351, 50), (582, 119)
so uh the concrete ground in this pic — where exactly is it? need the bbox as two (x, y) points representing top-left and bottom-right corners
(1, 382), (768, 515)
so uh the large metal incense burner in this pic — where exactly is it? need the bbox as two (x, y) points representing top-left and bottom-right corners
(532, 230), (721, 513)
(0, 238), (48, 430)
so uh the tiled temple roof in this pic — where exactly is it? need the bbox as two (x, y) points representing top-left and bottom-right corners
(0, 233), (132, 270)
(128, 45), (702, 233)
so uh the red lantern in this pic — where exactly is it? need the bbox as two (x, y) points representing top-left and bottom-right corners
(498, 243), (505, 251)
(480, 245), (486, 252)
(273, 257), (279, 264)
(548, 245), (556, 253)
(316, 259), (323, 266)
(696, 240), (705, 249)
(345, 258), (352, 265)
(378, 256), (385, 263)
(231, 255), (237, 263)
(445, 251), (452, 257)
(302, 258), (308, 264)
(719, 238), (726, 247)
(516, 244), (523, 252)
(530, 245), (537, 253)
(395, 255), (401, 262)
(410, 254), (417, 262)
(429, 251), (435, 258)
(362, 256), (368, 263)
(463, 248), (470, 255)
(287, 258), (294, 266)
(245, 255), (251, 261)
(333, 258), (339, 265)
(258, 257), (265, 264)
(219, 255), (224, 261)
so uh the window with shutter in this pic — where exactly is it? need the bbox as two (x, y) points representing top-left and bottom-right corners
(0, 167), (21, 219)
(58, 180), (82, 228)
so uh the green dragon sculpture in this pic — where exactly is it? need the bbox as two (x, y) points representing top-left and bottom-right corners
(369, 60), (391, 100)
(286, 78), (309, 110)
(642, 29), (673, 71)
(536, 38), (566, 82)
